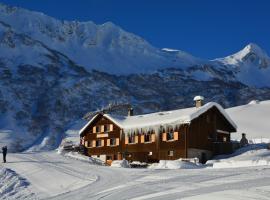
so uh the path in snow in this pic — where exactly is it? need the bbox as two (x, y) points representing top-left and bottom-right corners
(2, 151), (270, 200)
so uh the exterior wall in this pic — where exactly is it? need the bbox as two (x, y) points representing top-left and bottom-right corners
(123, 125), (187, 162)
(187, 106), (236, 159)
(158, 125), (187, 160)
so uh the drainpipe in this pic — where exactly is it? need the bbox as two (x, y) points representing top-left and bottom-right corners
(185, 125), (189, 158)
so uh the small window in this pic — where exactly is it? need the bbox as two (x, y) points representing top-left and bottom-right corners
(149, 152), (152, 156)
(167, 131), (174, 141)
(106, 155), (112, 160)
(96, 126), (100, 133)
(96, 140), (102, 147)
(145, 133), (151, 142)
(168, 150), (174, 157)
(128, 135), (136, 143)
(110, 138), (116, 146)
(104, 124), (110, 132)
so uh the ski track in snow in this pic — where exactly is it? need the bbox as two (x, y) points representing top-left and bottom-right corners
(1, 151), (270, 199)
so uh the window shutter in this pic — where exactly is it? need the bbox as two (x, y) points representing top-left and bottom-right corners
(135, 135), (139, 143)
(125, 136), (129, 144)
(141, 135), (145, 143)
(93, 126), (96, 133)
(101, 140), (104, 146)
(107, 139), (110, 146)
(101, 125), (104, 132)
(174, 132), (178, 140)
(84, 141), (88, 147)
(110, 124), (114, 132)
(116, 138), (119, 145)
(162, 133), (167, 141)
(92, 140), (96, 147)
(151, 134), (156, 142)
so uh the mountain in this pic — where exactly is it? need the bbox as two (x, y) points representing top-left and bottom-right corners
(0, 3), (269, 151)
(215, 43), (270, 87)
(0, 3), (202, 74)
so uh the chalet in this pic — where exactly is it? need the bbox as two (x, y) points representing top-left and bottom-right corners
(79, 96), (237, 164)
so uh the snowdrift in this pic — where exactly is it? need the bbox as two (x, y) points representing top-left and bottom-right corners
(0, 167), (35, 199)
(208, 144), (270, 168)
(111, 159), (131, 168)
(149, 159), (202, 170)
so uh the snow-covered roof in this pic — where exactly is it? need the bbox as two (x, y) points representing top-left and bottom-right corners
(80, 102), (237, 135)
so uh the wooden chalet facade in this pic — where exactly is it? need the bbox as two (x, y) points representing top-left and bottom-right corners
(79, 97), (237, 164)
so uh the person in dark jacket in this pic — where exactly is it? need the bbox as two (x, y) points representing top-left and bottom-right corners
(2, 146), (7, 163)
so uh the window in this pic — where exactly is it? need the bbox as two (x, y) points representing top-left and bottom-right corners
(110, 138), (116, 146)
(96, 126), (100, 133)
(167, 131), (174, 141)
(145, 133), (151, 142)
(149, 152), (152, 156)
(104, 124), (110, 132)
(96, 140), (102, 147)
(128, 135), (136, 143)
(223, 137), (227, 142)
(168, 150), (174, 157)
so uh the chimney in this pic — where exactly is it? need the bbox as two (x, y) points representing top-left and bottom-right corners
(193, 96), (204, 108)
(128, 107), (134, 116)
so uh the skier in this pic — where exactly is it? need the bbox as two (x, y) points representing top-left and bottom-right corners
(2, 146), (7, 163)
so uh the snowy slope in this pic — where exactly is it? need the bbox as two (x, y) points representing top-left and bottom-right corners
(226, 100), (270, 140)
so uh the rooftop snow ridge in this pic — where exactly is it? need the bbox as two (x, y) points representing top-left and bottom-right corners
(79, 102), (237, 135)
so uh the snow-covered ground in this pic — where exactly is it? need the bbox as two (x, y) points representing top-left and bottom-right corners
(0, 146), (270, 200)
(0, 100), (270, 199)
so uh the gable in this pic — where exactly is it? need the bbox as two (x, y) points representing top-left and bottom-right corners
(79, 113), (122, 136)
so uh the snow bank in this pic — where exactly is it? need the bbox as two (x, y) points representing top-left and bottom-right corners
(208, 144), (270, 169)
(111, 159), (131, 168)
(0, 167), (35, 199)
(149, 159), (202, 170)
(58, 150), (105, 166)
(212, 159), (270, 168)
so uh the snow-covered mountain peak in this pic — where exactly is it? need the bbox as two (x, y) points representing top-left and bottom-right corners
(241, 43), (269, 59)
(216, 43), (270, 69)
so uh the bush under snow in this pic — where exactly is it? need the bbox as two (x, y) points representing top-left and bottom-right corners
(111, 159), (131, 168)
(149, 159), (203, 170)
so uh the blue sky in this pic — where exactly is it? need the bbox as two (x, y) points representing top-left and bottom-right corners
(1, 0), (270, 59)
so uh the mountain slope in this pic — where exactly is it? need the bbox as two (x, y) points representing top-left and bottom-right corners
(215, 43), (270, 87)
